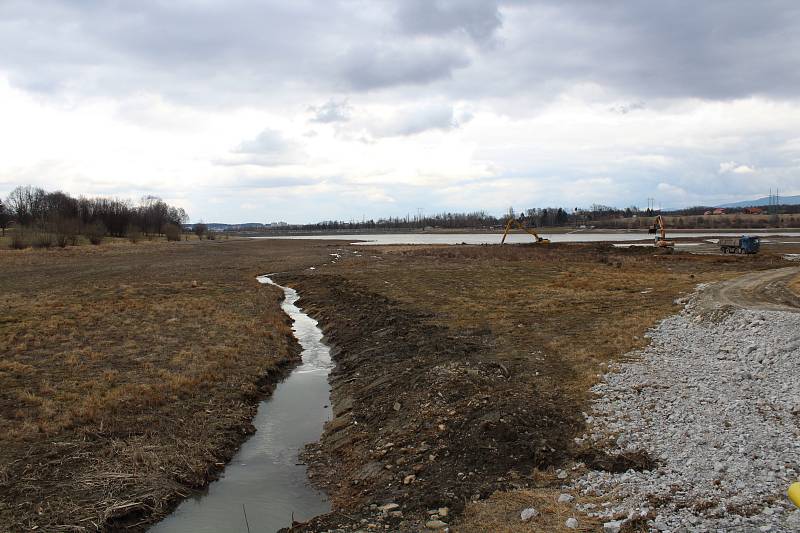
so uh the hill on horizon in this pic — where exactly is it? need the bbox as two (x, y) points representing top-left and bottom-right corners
(718, 194), (800, 208)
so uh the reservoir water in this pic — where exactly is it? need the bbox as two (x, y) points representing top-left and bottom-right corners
(257, 231), (800, 246)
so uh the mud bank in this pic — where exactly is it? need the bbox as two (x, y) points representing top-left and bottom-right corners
(277, 273), (596, 531)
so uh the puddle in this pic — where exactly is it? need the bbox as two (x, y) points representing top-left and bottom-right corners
(151, 276), (332, 532)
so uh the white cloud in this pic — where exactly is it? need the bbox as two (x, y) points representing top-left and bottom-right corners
(308, 99), (352, 123)
(719, 161), (756, 174)
(657, 182), (688, 195)
(220, 128), (302, 167)
(367, 103), (463, 137)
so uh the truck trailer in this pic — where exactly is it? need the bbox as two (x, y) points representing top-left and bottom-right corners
(719, 235), (760, 254)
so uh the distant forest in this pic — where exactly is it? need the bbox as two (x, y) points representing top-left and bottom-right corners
(0, 185), (189, 248)
(242, 203), (800, 232)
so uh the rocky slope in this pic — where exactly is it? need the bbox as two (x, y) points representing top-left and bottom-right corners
(573, 287), (800, 532)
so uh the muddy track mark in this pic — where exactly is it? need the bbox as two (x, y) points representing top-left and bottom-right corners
(701, 266), (800, 312)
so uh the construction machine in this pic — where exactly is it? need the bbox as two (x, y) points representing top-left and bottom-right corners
(719, 235), (760, 254)
(500, 215), (551, 244)
(648, 215), (674, 249)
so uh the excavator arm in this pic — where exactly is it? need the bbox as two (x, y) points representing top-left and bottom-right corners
(500, 216), (551, 244)
(649, 215), (674, 248)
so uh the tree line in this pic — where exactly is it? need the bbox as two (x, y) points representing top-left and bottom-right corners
(296, 211), (505, 231)
(277, 208), (576, 232)
(259, 202), (798, 234)
(0, 185), (189, 248)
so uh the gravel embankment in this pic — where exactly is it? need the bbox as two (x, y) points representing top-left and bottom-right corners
(573, 288), (800, 532)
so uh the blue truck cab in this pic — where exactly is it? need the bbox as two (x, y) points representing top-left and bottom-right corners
(739, 235), (760, 254)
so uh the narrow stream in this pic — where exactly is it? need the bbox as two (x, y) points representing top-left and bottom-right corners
(151, 276), (332, 532)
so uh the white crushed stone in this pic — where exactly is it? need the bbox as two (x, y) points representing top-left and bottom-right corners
(572, 290), (800, 532)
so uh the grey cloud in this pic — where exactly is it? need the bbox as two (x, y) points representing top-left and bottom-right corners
(1, 1), (800, 107)
(0, 0), (475, 101)
(234, 176), (321, 189)
(503, 0), (800, 100)
(341, 42), (470, 90)
(609, 101), (645, 114)
(217, 128), (300, 167)
(370, 103), (469, 137)
(308, 99), (352, 123)
(235, 129), (292, 155)
(396, 0), (502, 44)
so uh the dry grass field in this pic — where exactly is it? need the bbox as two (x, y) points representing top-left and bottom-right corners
(0, 238), (337, 531)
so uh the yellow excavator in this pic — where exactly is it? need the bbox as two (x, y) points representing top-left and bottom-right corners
(500, 215), (550, 244)
(648, 215), (674, 249)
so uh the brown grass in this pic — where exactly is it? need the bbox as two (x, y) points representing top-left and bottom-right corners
(0, 238), (340, 530)
(459, 487), (600, 532)
(331, 245), (778, 400)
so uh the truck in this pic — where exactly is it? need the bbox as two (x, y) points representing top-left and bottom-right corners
(719, 235), (760, 254)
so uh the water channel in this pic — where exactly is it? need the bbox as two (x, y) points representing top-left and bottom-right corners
(151, 276), (332, 533)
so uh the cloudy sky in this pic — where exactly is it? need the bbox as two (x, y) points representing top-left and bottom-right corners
(1, 1), (799, 223)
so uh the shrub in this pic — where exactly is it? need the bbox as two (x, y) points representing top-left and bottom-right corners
(52, 217), (80, 247)
(206, 230), (216, 240)
(32, 232), (53, 249)
(85, 221), (107, 245)
(164, 223), (181, 242)
(127, 225), (143, 243)
(10, 233), (28, 249)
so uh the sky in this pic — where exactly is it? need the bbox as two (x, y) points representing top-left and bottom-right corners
(1, 0), (799, 224)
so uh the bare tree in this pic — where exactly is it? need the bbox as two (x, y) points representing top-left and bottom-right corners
(194, 222), (208, 240)
(7, 185), (45, 226)
(0, 199), (11, 235)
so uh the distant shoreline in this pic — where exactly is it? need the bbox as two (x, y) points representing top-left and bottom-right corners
(234, 227), (800, 237)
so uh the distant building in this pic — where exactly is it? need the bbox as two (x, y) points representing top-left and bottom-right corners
(743, 207), (763, 215)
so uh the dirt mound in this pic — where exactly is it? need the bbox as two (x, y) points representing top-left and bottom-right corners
(282, 273), (584, 526)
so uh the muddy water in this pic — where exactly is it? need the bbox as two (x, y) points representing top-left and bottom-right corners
(151, 276), (331, 533)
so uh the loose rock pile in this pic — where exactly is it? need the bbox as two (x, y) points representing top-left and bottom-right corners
(573, 291), (800, 531)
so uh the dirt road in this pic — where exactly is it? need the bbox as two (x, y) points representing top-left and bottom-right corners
(702, 265), (800, 312)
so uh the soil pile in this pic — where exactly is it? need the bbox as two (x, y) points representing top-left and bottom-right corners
(283, 273), (585, 530)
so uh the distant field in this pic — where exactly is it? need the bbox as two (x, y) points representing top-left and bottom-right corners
(594, 212), (799, 230)
(0, 228), (218, 250)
